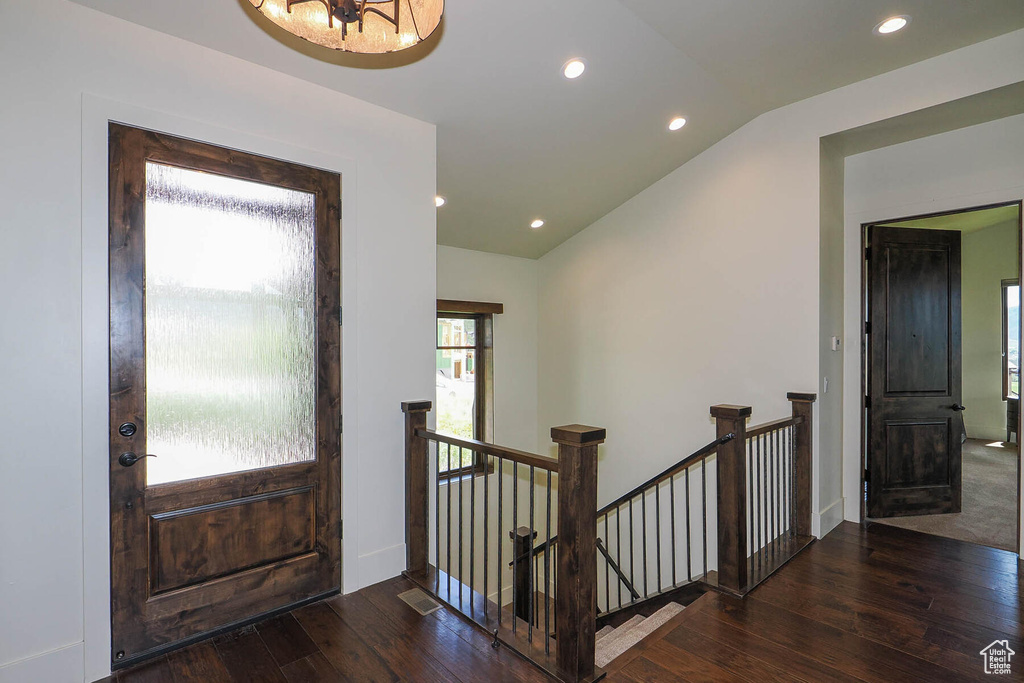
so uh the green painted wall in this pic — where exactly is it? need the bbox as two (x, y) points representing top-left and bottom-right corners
(962, 219), (1019, 441)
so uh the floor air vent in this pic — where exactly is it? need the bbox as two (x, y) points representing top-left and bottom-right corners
(398, 588), (442, 616)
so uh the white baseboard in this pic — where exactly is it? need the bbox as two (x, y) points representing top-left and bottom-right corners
(0, 642), (84, 683)
(356, 543), (406, 590)
(813, 498), (845, 538)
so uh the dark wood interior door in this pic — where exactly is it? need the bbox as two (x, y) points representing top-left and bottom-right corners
(108, 124), (341, 667)
(867, 226), (962, 518)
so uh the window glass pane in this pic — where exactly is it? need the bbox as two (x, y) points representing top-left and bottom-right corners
(437, 317), (478, 472)
(437, 317), (475, 347)
(1009, 285), (1019, 399)
(144, 162), (317, 485)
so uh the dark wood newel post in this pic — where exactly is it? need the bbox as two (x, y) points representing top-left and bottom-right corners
(787, 392), (816, 538)
(402, 400), (432, 575)
(511, 526), (537, 625)
(552, 424), (605, 683)
(710, 404), (750, 595)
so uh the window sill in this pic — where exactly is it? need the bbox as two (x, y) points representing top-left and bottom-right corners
(438, 462), (494, 483)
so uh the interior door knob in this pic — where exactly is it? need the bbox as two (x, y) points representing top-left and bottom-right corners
(118, 452), (157, 467)
(951, 404), (966, 412)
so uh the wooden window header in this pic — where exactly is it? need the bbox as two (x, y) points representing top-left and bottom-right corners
(437, 299), (504, 315)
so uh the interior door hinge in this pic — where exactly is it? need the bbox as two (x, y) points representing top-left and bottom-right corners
(865, 246), (871, 260)
(864, 395), (871, 409)
(340, 520), (343, 539)
(339, 414), (343, 433)
(864, 321), (871, 335)
(863, 468), (871, 483)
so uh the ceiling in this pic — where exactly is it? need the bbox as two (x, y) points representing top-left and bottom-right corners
(69, 0), (1024, 258)
(879, 204), (1021, 234)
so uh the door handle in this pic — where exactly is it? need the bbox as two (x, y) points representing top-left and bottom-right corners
(951, 404), (966, 412)
(118, 452), (157, 467)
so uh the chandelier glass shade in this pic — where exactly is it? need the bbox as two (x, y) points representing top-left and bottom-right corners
(249, 0), (444, 54)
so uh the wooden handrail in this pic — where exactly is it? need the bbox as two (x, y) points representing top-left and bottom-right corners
(745, 414), (804, 440)
(516, 433), (734, 564)
(416, 428), (560, 472)
(596, 433), (733, 518)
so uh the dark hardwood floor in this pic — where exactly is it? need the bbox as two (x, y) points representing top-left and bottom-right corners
(104, 521), (1021, 682)
(604, 521), (1022, 682)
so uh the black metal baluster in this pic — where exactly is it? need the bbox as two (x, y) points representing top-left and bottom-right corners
(748, 438), (754, 577)
(544, 473), (552, 653)
(670, 474), (677, 587)
(701, 457), (707, 582)
(768, 432), (775, 565)
(641, 489), (648, 598)
(512, 462), (518, 633)
(790, 426), (796, 540)
(435, 441), (440, 593)
(756, 434), (763, 575)
(685, 468), (692, 582)
(447, 444), (452, 596)
(655, 482), (662, 593)
(497, 456), (503, 625)
(622, 499), (630, 606)
(458, 446), (464, 605)
(616, 505), (623, 609)
(773, 430), (780, 561)
(483, 453), (489, 617)
(470, 448), (476, 610)
(604, 513), (610, 612)
(528, 465), (535, 643)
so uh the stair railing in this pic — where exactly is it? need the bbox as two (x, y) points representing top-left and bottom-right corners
(517, 432), (732, 616)
(518, 391), (816, 621)
(714, 392), (816, 594)
(402, 401), (605, 683)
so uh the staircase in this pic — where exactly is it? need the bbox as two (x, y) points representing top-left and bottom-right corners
(594, 602), (684, 668)
(402, 391), (817, 682)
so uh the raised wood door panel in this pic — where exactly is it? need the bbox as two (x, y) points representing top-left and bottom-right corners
(867, 226), (962, 518)
(108, 123), (341, 666)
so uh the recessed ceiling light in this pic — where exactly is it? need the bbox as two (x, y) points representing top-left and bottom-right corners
(562, 59), (586, 79)
(435, 195), (446, 208)
(531, 219), (545, 229)
(668, 117), (687, 131)
(874, 15), (910, 35)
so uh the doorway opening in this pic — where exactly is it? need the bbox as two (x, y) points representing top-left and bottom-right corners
(861, 201), (1022, 552)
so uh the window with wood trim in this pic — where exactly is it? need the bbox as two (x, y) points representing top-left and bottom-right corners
(1003, 279), (1020, 400)
(436, 300), (501, 476)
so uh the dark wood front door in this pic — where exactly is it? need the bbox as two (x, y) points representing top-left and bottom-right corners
(108, 124), (341, 666)
(867, 226), (963, 518)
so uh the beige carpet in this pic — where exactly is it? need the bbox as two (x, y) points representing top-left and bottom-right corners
(874, 439), (1019, 552)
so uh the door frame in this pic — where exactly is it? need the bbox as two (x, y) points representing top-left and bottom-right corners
(859, 200), (1023, 551)
(107, 123), (341, 667)
(81, 96), (359, 681)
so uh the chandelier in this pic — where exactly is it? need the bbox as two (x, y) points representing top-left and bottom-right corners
(249, 0), (444, 54)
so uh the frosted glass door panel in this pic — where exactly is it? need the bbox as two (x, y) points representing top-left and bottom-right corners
(144, 162), (317, 485)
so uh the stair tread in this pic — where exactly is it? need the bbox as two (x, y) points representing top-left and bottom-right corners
(595, 625), (615, 643)
(594, 603), (684, 669)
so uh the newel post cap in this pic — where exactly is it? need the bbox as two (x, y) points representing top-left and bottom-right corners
(710, 404), (752, 420)
(551, 424), (606, 446)
(786, 392), (817, 403)
(401, 400), (432, 413)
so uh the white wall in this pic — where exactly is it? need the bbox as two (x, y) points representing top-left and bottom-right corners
(537, 30), (1024, 540)
(0, 1), (435, 681)
(437, 246), (539, 452)
(843, 113), (1024, 533)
